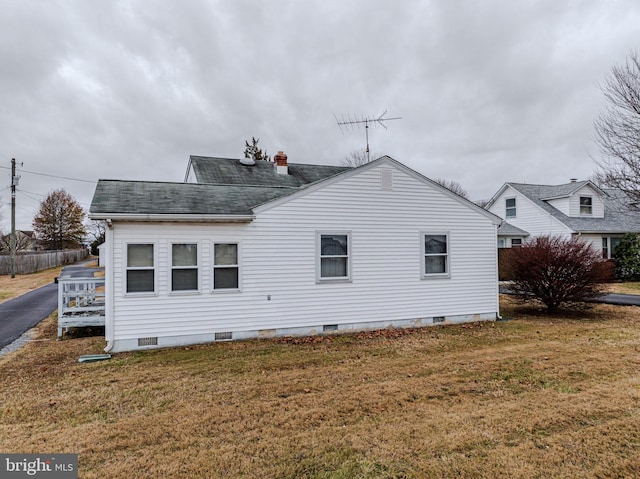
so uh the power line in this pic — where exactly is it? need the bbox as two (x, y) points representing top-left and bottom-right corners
(18, 168), (97, 184)
(1, 163), (97, 184)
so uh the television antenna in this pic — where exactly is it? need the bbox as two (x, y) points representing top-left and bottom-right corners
(335, 110), (401, 163)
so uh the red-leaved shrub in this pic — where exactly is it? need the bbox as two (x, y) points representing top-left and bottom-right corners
(501, 236), (613, 312)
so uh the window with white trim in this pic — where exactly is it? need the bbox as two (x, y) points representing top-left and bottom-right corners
(318, 233), (350, 281)
(511, 238), (523, 247)
(213, 243), (239, 290)
(505, 198), (516, 218)
(422, 233), (449, 277)
(126, 243), (155, 293)
(580, 196), (593, 215)
(171, 243), (198, 291)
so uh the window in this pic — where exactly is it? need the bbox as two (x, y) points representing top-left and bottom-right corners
(126, 244), (154, 293)
(172, 243), (198, 291)
(422, 233), (449, 277)
(498, 238), (506, 248)
(511, 238), (522, 247)
(318, 233), (350, 280)
(580, 196), (593, 215)
(505, 198), (516, 218)
(213, 243), (239, 290)
(602, 236), (623, 259)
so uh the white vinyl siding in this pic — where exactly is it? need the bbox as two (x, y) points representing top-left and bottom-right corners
(488, 186), (573, 239)
(107, 161), (499, 349)
(569, 185), (604, 218)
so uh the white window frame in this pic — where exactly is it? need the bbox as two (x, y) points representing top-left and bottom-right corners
(510, 238), (523, 247)
(579, 196), (593, 215)
(124, 242), (157, 295)
(316, 231), (352, 283)
(505, 197), (516, 218)
(212, 242), (241, 292)
(421, 232), (451, 279)
(170, 242), (200, 294)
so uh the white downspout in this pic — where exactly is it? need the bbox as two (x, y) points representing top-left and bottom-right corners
(103, 220), (115, 352)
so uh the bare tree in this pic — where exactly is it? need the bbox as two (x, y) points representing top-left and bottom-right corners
(433, 178), (469, 199)
(594, 52), (640, 202)
(340, 149), (377, 167)
(86, 219), (106, 255)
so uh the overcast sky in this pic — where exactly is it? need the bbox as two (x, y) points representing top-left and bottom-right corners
(1, 0), (639, 231)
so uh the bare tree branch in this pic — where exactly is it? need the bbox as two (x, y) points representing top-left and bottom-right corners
(594, 52), (640, 202)
(433, 178), (469, 199)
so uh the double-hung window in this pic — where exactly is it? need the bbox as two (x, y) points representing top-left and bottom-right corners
(422, 233), (449, 278)
(172, 243), (198, 291)
(213, 243), (239, 290)
(318, 233), (351, 281)
(580, 196), (593, 215)
(126, 243), (155, 293)
(505, 198), (516, 218)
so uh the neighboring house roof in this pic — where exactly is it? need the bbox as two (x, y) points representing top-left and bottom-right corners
(488, 181), (640, 234)
(185, 156), (351, 187)
(497, 221), (529, 236)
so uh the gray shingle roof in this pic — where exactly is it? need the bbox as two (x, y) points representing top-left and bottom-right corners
(509, 182), (640, 234)
(90, 180), (297, 216)
(497, 221), (530, 236)
(188, 156), (351, 187)
(91, 157), (352, 217)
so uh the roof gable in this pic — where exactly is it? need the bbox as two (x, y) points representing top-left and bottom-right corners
(254, 155), (502, 224)
(487, 181), (640, 233)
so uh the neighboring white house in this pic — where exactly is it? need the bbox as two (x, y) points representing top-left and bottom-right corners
(485, 179), (640, 257)
(90, 154), (502, 353)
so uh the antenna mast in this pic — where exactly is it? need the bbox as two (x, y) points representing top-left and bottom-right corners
(335, 110), (401, 162)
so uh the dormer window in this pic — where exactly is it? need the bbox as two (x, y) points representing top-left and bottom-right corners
(580, 196), (593, 215)
(505, 198), (516, 218)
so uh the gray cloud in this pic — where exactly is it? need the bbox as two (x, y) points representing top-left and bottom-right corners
(1, 0), (639, 230)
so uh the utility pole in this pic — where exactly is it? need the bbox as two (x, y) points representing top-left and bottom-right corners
(10, 158), (18, 278)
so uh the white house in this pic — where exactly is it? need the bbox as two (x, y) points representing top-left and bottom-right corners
(485, 180), (640, 257)
(90, 154), (502, 353)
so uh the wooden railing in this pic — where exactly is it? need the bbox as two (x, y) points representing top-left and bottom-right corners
(57, 277), (106, 339)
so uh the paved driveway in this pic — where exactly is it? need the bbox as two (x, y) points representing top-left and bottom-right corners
(0, 261), (103, 351)
(0, 283), (59, 350)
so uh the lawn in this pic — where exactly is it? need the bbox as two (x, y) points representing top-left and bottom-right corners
(1, 297), (640, 478)
(0, 266), (63, 303)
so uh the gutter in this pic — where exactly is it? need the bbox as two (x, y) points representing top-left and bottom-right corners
(89, 213), (255, 223)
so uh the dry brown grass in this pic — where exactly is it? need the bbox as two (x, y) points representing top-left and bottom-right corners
(606, 281), (640, 295)
(2, 297), (640, 478)
(0, 266), (62, 303)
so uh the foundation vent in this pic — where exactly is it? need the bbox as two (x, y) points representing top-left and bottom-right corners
(215, 331), (233, 341)
(323, 324), (338, 332)
(433, 316), (445, 324)
(138, 337), (158, 347)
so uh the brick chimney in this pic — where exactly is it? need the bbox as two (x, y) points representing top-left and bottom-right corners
(274, 151), (288, 175)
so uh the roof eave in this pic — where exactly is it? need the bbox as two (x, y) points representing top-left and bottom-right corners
(89, 213), (255, 223)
